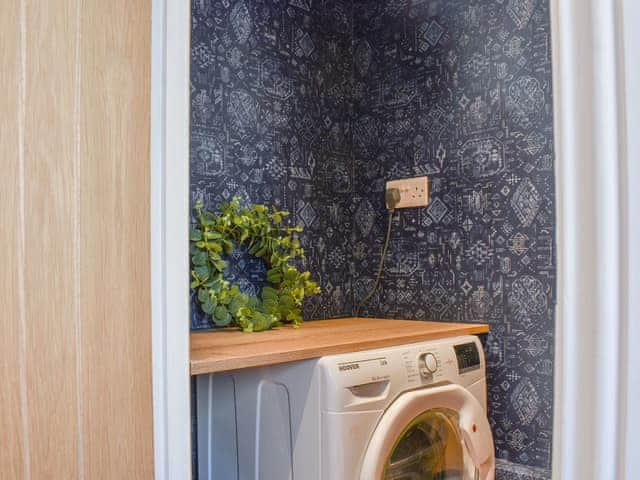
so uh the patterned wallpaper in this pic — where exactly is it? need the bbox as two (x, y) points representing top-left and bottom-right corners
(190, 0), (355, 329)
(352, 0), (555, 477)
(190, 1), (555, 479)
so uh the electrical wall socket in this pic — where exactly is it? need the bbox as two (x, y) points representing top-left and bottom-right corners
(386, 176), (429, 209)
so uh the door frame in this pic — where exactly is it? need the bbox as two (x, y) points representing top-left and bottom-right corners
(150, 0), (192, 478)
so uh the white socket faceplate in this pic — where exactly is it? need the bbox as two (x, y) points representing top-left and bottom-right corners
(385, 176), (429, 209)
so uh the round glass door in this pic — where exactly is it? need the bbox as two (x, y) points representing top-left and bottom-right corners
(382, 408), (464, 480)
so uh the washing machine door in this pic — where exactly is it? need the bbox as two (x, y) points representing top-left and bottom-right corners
(359, 384), (495, 480)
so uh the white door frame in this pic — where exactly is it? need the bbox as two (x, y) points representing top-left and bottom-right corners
(619, 1), (640, 478)
(151, 0), (192, 478)
(551, 0), (640, 479)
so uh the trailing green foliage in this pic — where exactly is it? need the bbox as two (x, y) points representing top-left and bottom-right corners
(190, 197), (321, 332)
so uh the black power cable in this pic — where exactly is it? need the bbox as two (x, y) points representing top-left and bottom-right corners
(355, 188), (400, 317)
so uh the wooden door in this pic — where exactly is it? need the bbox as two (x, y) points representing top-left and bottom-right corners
(1, 1), (154, 477)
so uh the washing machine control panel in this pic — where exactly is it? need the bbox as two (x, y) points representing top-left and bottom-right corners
(319, 335), (486, 411)
(402, 349), (446, 384)
(408, 343), (479, 385)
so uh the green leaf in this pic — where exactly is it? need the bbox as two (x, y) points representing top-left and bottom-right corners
(283, 267), (297, 281)
(222, 239), (234, 255)
(228, 295), (244, 315)
(247, 296), (260, 309)
(217, 289), (228, 304)
(216, 313), (232, 327)
(213, 260), (227, 272)
(208, 280), (221, 294)
(207, 243), (223, 253)
(192, 251), (207, 266)
(266, 267), (283, 283)
(262, 286), (278, 300)
(197, 288), (209, 304)
(194, 264), (210, 281)
(280, 294), (294, 307)
(287, 309), (303, 325)
(306, 280), (321, 295)
(267, 273), (282, 284)
(214, 306), (230, 325)
(266, 267), (280, 277)
(242, 323), (254, 333)
(202, 300), (215, 315)
(190, 229), (202, 241)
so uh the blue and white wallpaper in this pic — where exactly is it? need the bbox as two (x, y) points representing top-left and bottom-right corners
(190, 1), (555, 479)
(190, 0), (355, 328)
(352, 0), (555, 477)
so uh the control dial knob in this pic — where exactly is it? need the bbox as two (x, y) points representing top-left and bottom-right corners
(420, 352), (438, 377)
(424, 353), (438, 373)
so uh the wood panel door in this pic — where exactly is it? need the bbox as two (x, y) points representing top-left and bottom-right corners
(1, 1), (154, 477)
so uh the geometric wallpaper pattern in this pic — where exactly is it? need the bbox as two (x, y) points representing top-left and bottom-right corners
(190, 0), (356, 327)
(190, 1), (555, 478)
(352, 0), (555, 477)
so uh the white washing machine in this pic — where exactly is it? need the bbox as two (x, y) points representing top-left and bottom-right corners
(197, 334), (495, 480)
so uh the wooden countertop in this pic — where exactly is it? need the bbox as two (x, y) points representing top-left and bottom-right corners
(190, 317), (489, 375)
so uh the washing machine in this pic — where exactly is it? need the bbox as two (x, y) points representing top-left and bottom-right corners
(196, 334), (495, 480)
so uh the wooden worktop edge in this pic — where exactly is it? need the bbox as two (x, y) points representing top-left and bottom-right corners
(190, 319), (489, 375)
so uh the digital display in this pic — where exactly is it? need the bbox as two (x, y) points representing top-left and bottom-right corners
(454, 342), (480, 373)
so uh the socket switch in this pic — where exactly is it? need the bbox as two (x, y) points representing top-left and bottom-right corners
(386, 176), (429, 209)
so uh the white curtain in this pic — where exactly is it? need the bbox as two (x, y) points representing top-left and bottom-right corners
(551, 0), (640, 479)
